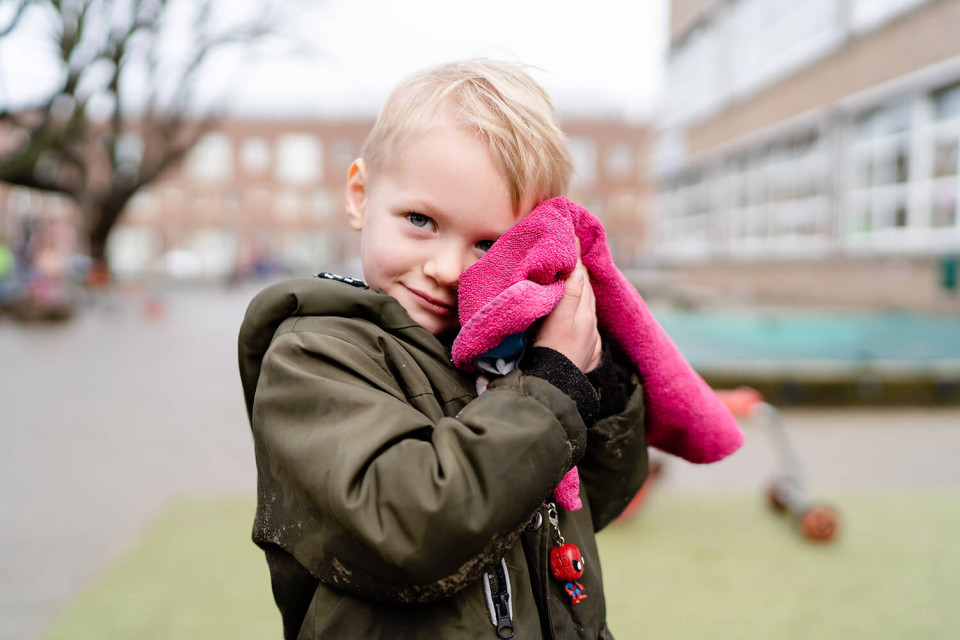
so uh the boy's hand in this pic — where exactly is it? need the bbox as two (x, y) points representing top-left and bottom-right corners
(534, 258), (602, 373)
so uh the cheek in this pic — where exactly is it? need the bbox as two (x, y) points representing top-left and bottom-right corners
(463, 248), (487, 271)
(363, 235), (412, 276)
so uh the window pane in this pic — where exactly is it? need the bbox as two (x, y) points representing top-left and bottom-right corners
(851, 199), (871, 233)
(242, 138), (271, 174)
(569, 138), (597, 186)
(605, 143), (636, 179)
(894, 201), (908, 227)
(185, 133), (233, 183)
(895, 146), (910, 183)
(933, 138), (958, 178)
(934, 83), (960, 121)
(855, 111), (872, 138)
(877, 101), (911, 135)
(855, 154), (873, 188)
(276, 135), (322, 185)
(932, 182), (957, 227)
(874, 144), (910, 185)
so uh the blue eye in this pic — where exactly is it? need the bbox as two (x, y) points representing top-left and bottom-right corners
(407, 213), (432, 228)
(476, 240), (495, 252)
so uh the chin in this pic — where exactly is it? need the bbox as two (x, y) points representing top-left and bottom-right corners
(415, 314), (457, 337)
(413, 307), (458, 335)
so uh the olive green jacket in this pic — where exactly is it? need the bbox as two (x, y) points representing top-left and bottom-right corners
(238, 277), (648, 639)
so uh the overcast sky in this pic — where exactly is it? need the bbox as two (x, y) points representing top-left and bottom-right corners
(0, 0), (668, 121)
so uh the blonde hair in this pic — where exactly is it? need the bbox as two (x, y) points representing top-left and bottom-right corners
(362, 59), (573, 209)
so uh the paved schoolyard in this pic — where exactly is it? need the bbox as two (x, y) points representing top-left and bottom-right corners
(2, 282), (959, 640)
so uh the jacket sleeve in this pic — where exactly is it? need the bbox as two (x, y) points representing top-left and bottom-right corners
(251, 326), (587, 603)
(577, 354), (649, 532)
(519, 342), (649, 532)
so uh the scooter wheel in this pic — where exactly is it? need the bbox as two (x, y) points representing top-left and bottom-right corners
(798, 505), (839, 542)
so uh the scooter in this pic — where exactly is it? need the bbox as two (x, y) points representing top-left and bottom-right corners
(715, 387), (840, 543)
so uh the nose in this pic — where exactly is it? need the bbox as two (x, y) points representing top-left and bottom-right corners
(423, 242), (467, 288)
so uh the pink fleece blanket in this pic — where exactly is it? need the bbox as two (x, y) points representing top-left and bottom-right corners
(452, 197), (744, 508)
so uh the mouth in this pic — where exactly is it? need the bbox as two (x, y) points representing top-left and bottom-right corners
(407, 286), (457, 316)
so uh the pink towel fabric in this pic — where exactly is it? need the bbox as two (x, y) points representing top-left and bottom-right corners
(452, 197), (744, 509)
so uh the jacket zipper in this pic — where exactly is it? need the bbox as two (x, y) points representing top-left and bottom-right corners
(483, 557), (515, 638)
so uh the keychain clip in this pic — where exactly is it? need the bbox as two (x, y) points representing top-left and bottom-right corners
(545, 502), (587, 605)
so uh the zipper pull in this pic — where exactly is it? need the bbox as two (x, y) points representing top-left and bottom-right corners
(483, 558), (514, 638)
(494, 592), (514, 639)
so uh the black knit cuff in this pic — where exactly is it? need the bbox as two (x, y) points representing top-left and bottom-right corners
(520, 347), (601, 426)
(586, 342), (626, 421)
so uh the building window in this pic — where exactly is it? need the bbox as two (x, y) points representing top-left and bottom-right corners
(847, 100), (913, 238)
(934, 82), (960, 121)
(656, 126), (828, 260)
(569, 138), (597, 186)
(185, 133), (233, 183)
(842, 81), (960, 249)
(932, 183), (957, 228)
(128, 191), (158, 219)
(927, 82), (960, 230)
(605, 143), (636, 179)
(276, 134), (322, 185)
(186, 229), (238, 279)
(116, 133), (144, 177)
(106, 227), (160, 277)
(932, 138), (958, 179)
(241, 137), (271, 174)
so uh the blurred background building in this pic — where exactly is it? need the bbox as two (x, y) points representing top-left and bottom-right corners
(655, 0), (960, 312)
(0, 116), (649, 282)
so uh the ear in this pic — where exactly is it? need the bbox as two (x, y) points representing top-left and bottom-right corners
(346, 158), (368, 231)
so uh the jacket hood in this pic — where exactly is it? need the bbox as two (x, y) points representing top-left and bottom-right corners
(238, 277), (449, 422)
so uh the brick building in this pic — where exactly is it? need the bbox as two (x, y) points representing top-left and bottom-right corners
(1, 116), (650, 280)
(655, 0), (960, 311)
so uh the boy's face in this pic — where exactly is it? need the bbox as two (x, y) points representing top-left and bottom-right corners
(347, 125), (538, 336)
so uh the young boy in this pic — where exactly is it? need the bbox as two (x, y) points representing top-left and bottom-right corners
(238, 59), (648, 639)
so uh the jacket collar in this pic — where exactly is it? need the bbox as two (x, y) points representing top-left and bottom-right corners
(238, 277), (453, 420)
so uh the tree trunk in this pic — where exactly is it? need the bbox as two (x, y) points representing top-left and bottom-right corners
(83, 191), (132, 285)
(88, 229), (109, 266)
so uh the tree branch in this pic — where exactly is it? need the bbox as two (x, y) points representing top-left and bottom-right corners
(0, 0), (35, 39)
(1, 0), (298, 269)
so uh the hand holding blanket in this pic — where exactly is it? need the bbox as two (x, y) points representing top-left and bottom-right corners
(452, 198), (743, 509)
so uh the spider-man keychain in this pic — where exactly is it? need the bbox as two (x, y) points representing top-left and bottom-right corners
(546, 502), (587, 604)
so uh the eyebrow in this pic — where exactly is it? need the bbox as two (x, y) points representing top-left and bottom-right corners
(395, 197), (437, 215)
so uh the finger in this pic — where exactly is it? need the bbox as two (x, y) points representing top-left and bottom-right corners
(564, 264), (585, 299)
(580, 268), (596, 312)
(573, 272), (596, 332)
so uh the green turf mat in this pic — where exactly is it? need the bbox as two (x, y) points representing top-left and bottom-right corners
(46, 492), (960, 639)
(44, 496), (280, 640)
(602, 491), (960, 639)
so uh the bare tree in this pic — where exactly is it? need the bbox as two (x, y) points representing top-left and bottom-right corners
(0, 0), (287, 270)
